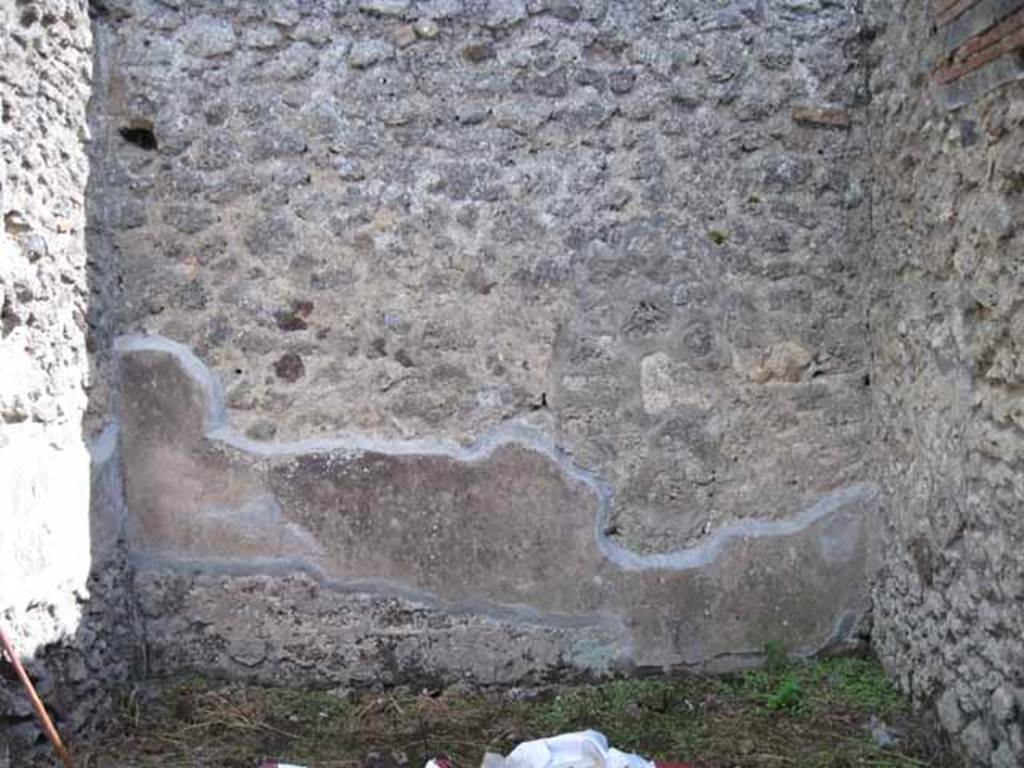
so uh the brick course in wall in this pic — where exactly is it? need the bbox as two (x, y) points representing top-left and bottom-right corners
(931, 0), (1024, 107)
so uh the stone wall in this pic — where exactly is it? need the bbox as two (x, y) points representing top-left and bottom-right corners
(4, 0), (1023, 759)
(867, 0), (1024, 765)
(91, 0), (883, 681)
(0, 0), (134, 758)
(1, 0), (92, 652)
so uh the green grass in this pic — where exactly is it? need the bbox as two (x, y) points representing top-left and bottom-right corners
(763, 674), (803, 713)
(734, 656), (908, 719)
(75, 654), (952, 768)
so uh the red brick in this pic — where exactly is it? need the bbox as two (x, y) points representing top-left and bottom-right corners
(935, 0), (969, 15)
(934, 25), (1024, 84)
(938, 0), (984, 28)
(955, 5), (1024, 61)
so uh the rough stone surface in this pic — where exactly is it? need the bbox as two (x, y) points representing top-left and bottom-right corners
(1, 0), (91, 703)
(0, 0), (134, 759)
(92, 0), (874, 556)
(867, 1), (1024, 764)
(135, 570), (622, 686)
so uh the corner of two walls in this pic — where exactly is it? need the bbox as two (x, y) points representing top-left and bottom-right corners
(7, 0), (1023, 762)
(867, 0), (1024, 765)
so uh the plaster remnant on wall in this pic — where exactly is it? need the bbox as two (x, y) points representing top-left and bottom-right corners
(3, 0), (1024, 760)
(116, 333), (878, 678)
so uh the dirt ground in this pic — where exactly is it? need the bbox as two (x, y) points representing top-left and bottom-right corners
(65, 653), (958, 768)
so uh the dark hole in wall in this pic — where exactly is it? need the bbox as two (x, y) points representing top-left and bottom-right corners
(87, 0), (110, 19)
(118, 126), (157, 151)
(1, 292), (17, 338)
(3, 211), (30, 235)
(88, 0), (132, 21)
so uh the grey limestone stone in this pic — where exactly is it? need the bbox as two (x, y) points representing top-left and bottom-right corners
(991, 743), (1019, 768)
(349, 38), (395, 68)
(484, 0), (528, 28)
(938, 689), (967, 735)
(963, 720), (995, 763)
(181, 15), (237, 58)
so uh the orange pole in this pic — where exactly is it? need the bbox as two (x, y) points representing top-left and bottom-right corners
(0, 624), (73, 768)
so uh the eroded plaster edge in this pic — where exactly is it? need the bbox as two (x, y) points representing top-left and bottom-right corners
(129, 550), (863, 668)
(129, 551), (625, 633)
(89, 420), (120, 462)
(603, 482), (879, 572)
(88, 421), (129, 562)
(114, 333), (880, 574)
(127, 550), (863, 668)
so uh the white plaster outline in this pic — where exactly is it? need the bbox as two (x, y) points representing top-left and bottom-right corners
(115, 334), (878, 658)
(114, 333), (879, 573)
